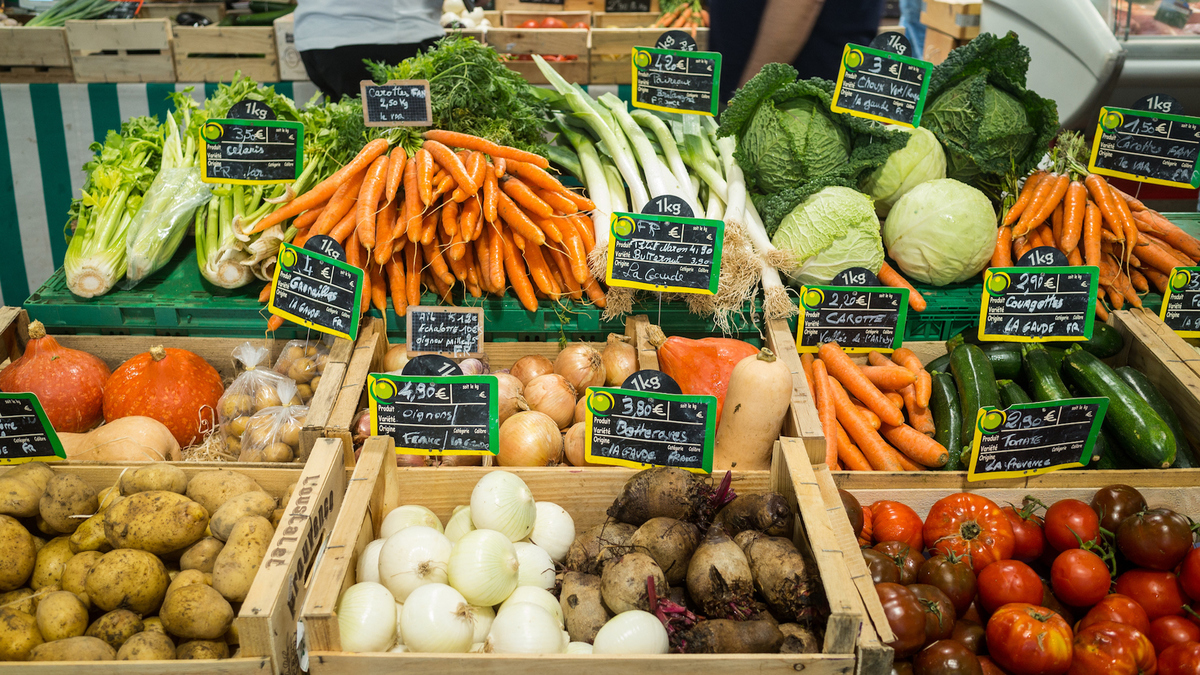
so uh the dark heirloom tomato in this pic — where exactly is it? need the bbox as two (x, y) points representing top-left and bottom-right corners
(909, 584), (956, 643)
(923, 494), (1015, 574)
(1091, 485), (1148, 533)
(986, 604), (1073, 675)
(1118, 509), (1195, 571)
(877, 582), (927, 658)
(1158, 641), (1200, 675)
(1051, 548), (1112, 608)
(918, 553), (978, 618)
(1117, 570), (1188, 621)
(1079, 594), (1152, 635)
(1044, 499), (1101, 551)
(892, 663), (916, 675)
(978, 560), (1043, 613)
(875, 541), (925, 585)
(1180, 548), (1200, 603)
(913, 639), (984, 675)
(841, 489), (865, 539)
(953, 618), (987, 654)
(863, 548), (902, 584)
(1002, 505), (1047, 563)
(1149, 616), (1200, 654)
(872, 500), (925, 550)
(978, 656), (1011, 675)
(1068, 620), (1157, 675)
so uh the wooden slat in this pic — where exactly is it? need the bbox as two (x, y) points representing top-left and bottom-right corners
(589, 27), (707, 54)
(565, 0), (660, 10)
(173, 26), (278, 82)
(765, 318), (826, 465)
(308, 652), (855, 674)
(65, 19), (173, 52)
(320, 319), (385, 467)
(0, 27), (71, 67)
(625, 314), (660, 370)
(485, 27), (589, 54)
(0, 66), (74, 84)
(502, 10), (592, 26)
(592, 12), (657, 27)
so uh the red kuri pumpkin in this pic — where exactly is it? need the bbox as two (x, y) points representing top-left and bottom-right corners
(103, 345), (224, 447)
(0, 320), (110, 432)
(656, 336), (759, 425)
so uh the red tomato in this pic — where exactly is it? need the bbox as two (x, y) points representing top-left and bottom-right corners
(1079, 594), (1152, 636)
(1003, 505), (1047, 564)
(978, 656), (1011, 675)
(872, 500), (925, 550)
(978, 560), (1043, 614)
(1117, 570), (1188, 621)
(570, 21), (590, 28)
(1044, 499), (1101, 551)
(1068, 620), (1157, 675)
(1179, 548), (1200, 603)
(519, 19), (540, 28)
(986, 604), (1074, 675)
(1159, 641), (1200, 675)
(1150, 616), (1200, 654)
(540, 16), (567, 28)
(923, 494), (1015, 574)
(1051, 548), (1112, 608)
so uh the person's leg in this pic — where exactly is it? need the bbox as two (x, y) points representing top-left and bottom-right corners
(899, 0), (925, 56)
(299, 49), (339, 102)
(317, 43), (435, 100)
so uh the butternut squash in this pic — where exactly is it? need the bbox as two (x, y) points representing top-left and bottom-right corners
(713, 349), (792, 471)
(58, 416), (181, 462)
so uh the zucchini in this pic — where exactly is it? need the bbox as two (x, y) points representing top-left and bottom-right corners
(930, 371), (962, 471)
(950, 344), (1000, 446)
(925, 353), (951, 374)
(1091, 432), (1136, 469)
(980, 345), (1023, 380)
(1081, 323), (1124, 359)
(1116, 366), (1198, 468)
(1022, 344), (1073, 402)
(998, 380), (1032, 407)
(1062, 347), (1176, 468)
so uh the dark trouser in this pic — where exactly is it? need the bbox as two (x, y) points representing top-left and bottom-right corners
(300, 39), (440, 101)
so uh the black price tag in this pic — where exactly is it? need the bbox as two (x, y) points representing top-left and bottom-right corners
(631, 47), (721, 117)
(641, 194), (694, 218)
(606, 0), (651, 11)
(0, 394), (65, 465)
(978, 265), (1099, 342)
(303, 235), (346, 262)
(833, 267), (884, 287)
(1134, 93), (1185, 115)
(869, 31), (915, 56)
(360, 80), (433, 127)
(103, 1), (141, 19)
(227, 99), (277, 121)
(621, 369), (682, 394)
(967, 399), (1108, 481)
(606, 211), (723, 294)
(268, 242), (363, 341)
(201, 118), (304, 185)
(1158, 266), (1200, 336)
(796, 284), (909, 353)
(1088, 106), (1200, 189)
(831, 43), (932, 129)
(368, 374), (499, 456)
(656, 30), (697, 52)
(406, 307), (484, 357)
(584, 387), (715, 473)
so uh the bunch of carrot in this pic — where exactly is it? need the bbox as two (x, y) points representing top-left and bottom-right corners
(993, 170), (1200, 321)
(653, 0), (708, 34)
(252, 130), (605, 332)
(802, 342), (946, 472)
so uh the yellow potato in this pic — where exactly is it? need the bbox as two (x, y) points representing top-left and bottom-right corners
(296, 383), (313, 403)
(103, 490), (209, 555)
(0, 514), (35, 591)
(212, 515), (273, 603)
(219, 393), (254, 419)
(254, 386), (282, 411)
(60, 549), (102, 608)
(36, 590), (88, 641)
(179, 537), (224, 573)
(68, 509), (112, 554)
(119, 464), (188, 496)
(142, 616), (166, 634)
(0, 588), (34, 614)
(0, 607), (43, 661)
(160, 584), (234, 640)
(0, 463), (55, 518)
(176, 640), (228, 659)
(31, 536), (73, 590)
(85, 609), (143, 650)
(263, 442), (294, 463)
(28, 635), (115, 661)
(287, 357), (317, 383)
(39, 474), (98, 534)
(226, 415), (250, 439)
(165, 569), (211, 597)
(85, 548), (169, 615)
(117, 630), (175, 660)
(270, 508), (284, 529)
(210, 492), (276, 542)
(279, 419), (302, 447)
(186, 471), (262, 515)
(310, 375), (322, 391)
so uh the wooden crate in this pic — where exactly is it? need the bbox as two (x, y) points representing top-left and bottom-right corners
(589, 26), (707, 84)
(922, 27), (966, 65)
(0, 26), (73, 83)
(570, 0), (660, 10)
(920, 0), (981, 40)
(299, 435), (889, 674)
(272, 14), (307, 81)
(763, 318), (827, 467)
(139, 2), (226, 24)
(65, 18), (175, 83)
(173, 25), (280, 83)
(502, 10), (592, 25)
(485, 26), (590, 84)
(593, 11), (657, 27)
(0, 438), (346, 675)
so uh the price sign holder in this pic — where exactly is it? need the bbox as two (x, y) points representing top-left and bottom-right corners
(605, 0), (651, 11)
(227, 98), (277, 121)
(606, 193), (723, 295)
(796, 282), (908, 354)
(360, 80), (433, 127)
(405, 306), (485, 358)
(967, 399), (1108, 481)
(1159, 266), (1200, 336)
(200, 117), (304, 185)
(368, 374), (499, 456)
(103, 0), (143, 19)
(1087, 98), (1200, 190)
(978, 247), (1098, 342)
(0, 394), (65, 465)
(268, 242), (363, 340)
(830, 41), (932, 129)
(631, 38), (721, 117)
(583, 387), (716, 473)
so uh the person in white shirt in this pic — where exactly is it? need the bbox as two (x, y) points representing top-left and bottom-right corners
(294, 0), (445, 100)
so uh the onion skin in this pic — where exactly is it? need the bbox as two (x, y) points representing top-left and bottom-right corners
(523, 374), (576, 430)
(511, 355), (553, 385)
(103, 345), (224, 447)
(574, 397), (588, 425)
(0, 321), (110, 433)
(383, 344), (409, 372)
(495, 373), (529, 425)
(555, 344), (606, 395)
(499, 411), (563, 466)
(601, 335), (638, 387)
(564, 422), (607, 467)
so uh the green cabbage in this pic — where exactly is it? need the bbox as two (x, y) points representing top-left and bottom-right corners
(741, 95), (850, 194)
(882, 178), (997, 286)
(771, 186), (884, 287)
(861, 127), (946, 216)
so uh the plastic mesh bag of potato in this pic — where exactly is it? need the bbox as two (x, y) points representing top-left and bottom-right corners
(219, 342), (298, 457)
(236, 380), (307, 463)
(272, 338), (331, 404)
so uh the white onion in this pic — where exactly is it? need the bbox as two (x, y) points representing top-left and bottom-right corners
(469, 642), (485, 653)
(499, 586), (564, 628)
(513, 542), (556, 590)
(393, 603), (404, 646)
(511, 355), (553, 385)
(468, 604), (494, 644)
(399, 583), (475, 653)
(378, 526), (452, 601)
(555, 343), (606, 395)
(566, 641), (593, 654)
(499, 411), (564, 467)
(444, 506), (475, 542)
(470, 471), (537, 541)
(523, 375), (577, 429)
(531, 502), (575, 562)
(592, 610), (669, 654)
(601, 335), (638, 386)
(486, 602), (566, 654)
(447, 529), (519, 606)
(337, 582), (398, 652)
(357, 539), (385, 584)
(381, 505), (443, 538)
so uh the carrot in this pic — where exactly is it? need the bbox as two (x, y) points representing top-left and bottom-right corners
(293, 205), (325, 230)
(401, 157), (421, 243)
(1142, 267), (1169, 294)
(535, 189), (579, 216)
(497, 191), (546, 246)
(884, 391), (904, 410)
(312, 169), (366, 235)
(384, 146), (407, 204)
(368, 263), (386, 312)
(500, 227), (538, 311)
(866, 351), (891, 368)
(890, 348), (928, 407)
(548, 246), (583, 300)
(562, 230), (589, 284)
(854, 403), (882, 430)
(441, 199), (460, 238)
(858, 365), (917, 390)
(1013, 173), (1061, 236)
(355, 155), (389, 250)
(570, 214), (596, 251)
(522, 244), (559, 298)
(507, 160), (569, 194)
(800, 352), (815, 391)
(1059, 180), (1086, 253)
(828, 379), (904, 472)
(373, 197), (400, 267)
(488, 226), (506, 291)
(420, 211), (438, 246)
(414, 149), (436, 206)
(880, 422), (948, 467)
(1137, 239), (1187, 274)
(899, 384), (936, 435)
(459, 196), (480, 247)
(1013, 235), (1033, 261)
(1004, 171), (1046, 226)
(1027, 227), (1045, 250)
(1084, 201), (1102, 269)
(405, 239), (423, 308)
(1105, 283), (1124, 310)
(1051, 202), (1064, 247)
(818, 342), (904, 427)
(1086, 174), (1127, 251)
(671, 5), (693, 27)
(1115, 271), (1141, 308)
(655, 8), (678, 26)
(482, 165), (500, 225)
(811, 359), (839, 467)
(582, 274), (607, 308)
(1067, 246), (1083, 266)
(501, 176), (555, 219)
(328, 209), (358, 245)
(250, 138), (389, 233)
(446, 238), (471, 281)
(451, 152), (486, 203)
(1132, 210), (1200, 260)
(1108, 183), (1139, 261)
(560, 189), (597, 212)
(386, 251), (407, 317)
(833, 423), (871, 471)
(493, 157), (506, 177)
(992, 226), (1013, 268)
(423, 140), (479, 196)
(422, 130), (550, 169)
(431, 174), (457, 203)
(877, 262), (926, 312)
(1130, 267), (1149, 293)
(265, 313), (286, 334)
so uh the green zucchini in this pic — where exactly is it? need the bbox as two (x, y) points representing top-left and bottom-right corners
(980, 345), (1023, 380)
(1081, 323), (1124, 359)
(1023, 344), (1073, 402)
(950, 344), (1000, 446)
(1062, 347), (1176, 469)
(1091, 432), (1136, 469)
(946, 326), (983, 352)
(997, 380), (1032, 407)
(1116, 366), (1198, 468)
(930, 371), (962, 471)
(925, 353), (951, 374)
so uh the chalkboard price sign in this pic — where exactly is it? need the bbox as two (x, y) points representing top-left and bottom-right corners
(406, 307), (485, 356)
(606, 0), (651, 10)
(606, 211), (723, 294)
(360, 80), (433, 127)
(103, 1), (142, 19)
(1087, 106), (1200, 189)
(201, 118), (304, 185)
(831, 43), (932, 128)
(1159, 267), (1200, 337)
(796, 285), (909, 353)
(978, 266), (1099, 342)
(584, 387), (716, 473)
(268, 243), (363, 341)
(0, 394), (65, 464)
(368, 374), (499, 456)
(631, 47), (722, 117)
(967, 399), (1108, 481)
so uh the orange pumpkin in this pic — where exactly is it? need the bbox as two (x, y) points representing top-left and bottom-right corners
(656, 336), (758, 426)
(0, 320), (110, 432)
(103, 345), (223, 447)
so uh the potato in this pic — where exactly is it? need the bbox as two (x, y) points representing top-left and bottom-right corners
(226, 417), (249, 439)
(86, 609), (143, 649)
(104, 490), (209, 555)
(85, 549), (169, 615)
(263, 442), (294, 463)
(0, 514), (35, 591)
(224, 620), (240, 645)
(242, 416), (275, 449)
(120, 464), (188, 496)
(0, 588), (34, 614)
(31, 534), (45, 553)
(160, 584), (234, 640)
(210, 492), (276, 542)
(179, 537), (224, 573)
(220, 394), (254, 419)
(166, 569), (211, 596)
(35, 590), (88, 641)
(60, 549), (102, 608)
(296, 383), (313, 402)
(254, 386), (282, 411)
(311, 374), (322, 390)
(69, 510), (112, 554)
(186, 471), (262, 515)
(118, 630), (176, 660)
(29, 635), (115, 661)
(176, 640), (228, 659)
(212, 515), (273, 602)
(35, 515), (58, 536)
(281, 482), (297, 508)
(279, 418), (302, 447)
(270, 509), (284, 528)
(39, 474), (98, 534)
(0, 607), (43, 661)
(287, 357), (317, 383)
(31, 536), (73, 590)
(239, 447), (266, 463)
(96, 486), (121, 508)
(0, 463), (55, 517)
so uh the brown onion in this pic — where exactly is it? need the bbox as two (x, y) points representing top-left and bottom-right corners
(435, 455), (483, 467)
(524, 374), (576, 430)
(564, 422), (606, 467)
(396, 454), (426, 467)
(555, 343), (605, 396)
(383, 344), (409, 373)
(574, 397), (588, 425)
(601, 334), (638, 386)
(495, 373), (529, 425)
(511, 355), (554, 385)
(499, 411), (563, 466)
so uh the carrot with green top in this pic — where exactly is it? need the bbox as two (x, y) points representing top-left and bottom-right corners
(1003, 171), (1046, 226)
